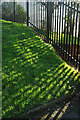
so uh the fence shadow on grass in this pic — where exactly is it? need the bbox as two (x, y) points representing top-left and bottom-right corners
(2, 20), (80, 118)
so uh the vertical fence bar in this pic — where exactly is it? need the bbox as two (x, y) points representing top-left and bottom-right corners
(33, 2), (35, 26)
(79, 54), (80, 71)
(59, 2), (61, 46)
(47, 2), (49, 43)
(54, 3), (55, 44)
(66, 2), (69, 59)
(61, 2), (64, 54)
(48, 2), (49, 42)
(55, 2), (57, 44)
(41, 3), (42, 29)
(50, 2), (52, 44)
(52, 2), (54, 45)
(78, 14), (80, 71)
(26, 1), (29, 26)
(43, 1), (44, 26)
(71, 2), (75, 62)
(39, 3), (40, 29)
(36, 2), (37, 27)
(76, 12), (80, 70)
(50, 3), (51, 43)
(30, 2), (32, 24)
(74, 4), (79, 65)
(45, 2), (47, 32)
(40, 2), (41, 29)
(37, 3), (39, 28)
(32, 1), (34, 25)
(33, 2), (34, 26)
(63, 2), (67, 57)
(45, 2), (46, 25)
(68, 2), (72, 60)
(57, 2), (59, 44)
(35, 2), (37, 27)
(13, 0), (15, 22)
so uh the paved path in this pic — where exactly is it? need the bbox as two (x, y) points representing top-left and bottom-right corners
(62, 97), (80, 119)
(43, 96), (80, 120)
(26, 95), (80, 120)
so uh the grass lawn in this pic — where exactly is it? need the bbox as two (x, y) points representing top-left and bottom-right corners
(2, 19), (80, 118)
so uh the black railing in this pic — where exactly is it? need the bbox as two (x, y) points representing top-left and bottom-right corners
(26, 1), (80, 71)
(13, 0), (15, 22)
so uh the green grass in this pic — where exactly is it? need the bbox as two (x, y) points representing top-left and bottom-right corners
(2, 19), (80, 118)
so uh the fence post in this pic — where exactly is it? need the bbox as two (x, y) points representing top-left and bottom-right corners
(13, 0), (15, 22)
(47, 2), (49, 43)
(26, 0), (29, 26)
(78, 13), (80, 71)
(79, 55), (80, 71)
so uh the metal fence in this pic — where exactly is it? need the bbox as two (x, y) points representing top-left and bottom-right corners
(26, 1), (80, 71)
(3, 1), (80, 71)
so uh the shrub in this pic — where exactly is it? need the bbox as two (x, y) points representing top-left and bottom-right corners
(2, 2), (26, 23)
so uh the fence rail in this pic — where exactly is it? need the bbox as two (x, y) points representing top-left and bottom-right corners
(26, 1), (80, 71)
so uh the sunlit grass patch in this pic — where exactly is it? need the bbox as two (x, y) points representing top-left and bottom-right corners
(2, 20), (80, 118)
